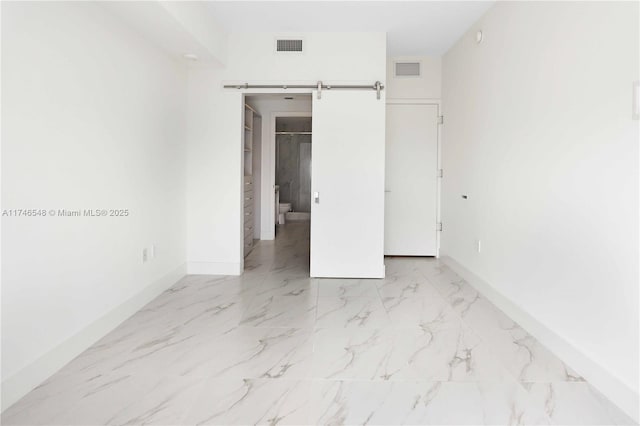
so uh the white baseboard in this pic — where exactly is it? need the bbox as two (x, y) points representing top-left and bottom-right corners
(1, 263), (187, 413)
(187, 261), (241, 275)
(440, 255), (639, 423)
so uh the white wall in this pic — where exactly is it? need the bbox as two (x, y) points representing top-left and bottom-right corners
(159, 1), (227, 64)
(104, 2), (227, 67)
(441, 1), (639, 420)
(386, 56), (442, 100)
(1, 2), (188, 410)
(225, 32), (386, 82)
(187, 32), (386, 274)
(186, 68), (241, 274)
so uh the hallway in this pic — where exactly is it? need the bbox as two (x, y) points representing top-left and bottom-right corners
(2, 223), (633, 425)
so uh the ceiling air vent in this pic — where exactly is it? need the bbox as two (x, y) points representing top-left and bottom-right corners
(276, 39), (303, 53)
(395, 62), (421, 77)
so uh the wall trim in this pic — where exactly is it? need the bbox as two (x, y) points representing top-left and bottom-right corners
(440, 254), (639, 423)
(1, 263), (187, 412)
(187, 261), (241, 275)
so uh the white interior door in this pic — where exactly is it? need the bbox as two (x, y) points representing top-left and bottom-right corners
(385, 103), (439, 255)
(311, 91), (385, 278)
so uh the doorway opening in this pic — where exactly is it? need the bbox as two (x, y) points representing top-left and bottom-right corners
(242, 90), (385, 278)
(384, 102), (441, 258)
(275, 117), (312, 226)
(242, 94), (312, 273)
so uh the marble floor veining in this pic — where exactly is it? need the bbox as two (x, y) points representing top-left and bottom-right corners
(2, 223), (635, 425)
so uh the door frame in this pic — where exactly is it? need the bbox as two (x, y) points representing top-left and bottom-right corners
(263, 110), (313, 240)
(385, 98), (442, 257)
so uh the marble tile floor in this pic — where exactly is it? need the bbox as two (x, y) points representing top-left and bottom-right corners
(2, 223), (635, 425)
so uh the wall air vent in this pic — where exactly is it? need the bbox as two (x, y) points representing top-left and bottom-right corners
(276, 39), (303, 53)
(395, 62), (421, 77)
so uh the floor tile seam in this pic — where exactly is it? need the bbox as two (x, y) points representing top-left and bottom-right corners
(416, 266), (455, 299)
(106, 377), (208, 426)
(414, 267), (495, 345)
(510, 379), (555, 424)
(372, 280), (394, 324)
(181, 377), (554, 385)
(311, 324), (473, 333)
(232, 271), (276, 324)
(409, 268), (547, 389)
(37, 372), (171, 426)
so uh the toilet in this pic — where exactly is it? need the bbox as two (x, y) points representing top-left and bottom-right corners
(278, 203), (292, 224)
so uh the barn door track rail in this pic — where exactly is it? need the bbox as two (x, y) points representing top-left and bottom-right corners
(224, 81), (385, 100)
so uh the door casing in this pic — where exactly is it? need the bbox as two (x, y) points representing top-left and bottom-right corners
(385, 99), (442, 257)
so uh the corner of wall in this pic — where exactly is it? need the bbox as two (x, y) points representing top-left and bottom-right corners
(1, 264), (187, 412)
(440, 254), (639, 423)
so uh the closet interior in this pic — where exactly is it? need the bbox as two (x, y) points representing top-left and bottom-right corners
(243, 103), (261, 257)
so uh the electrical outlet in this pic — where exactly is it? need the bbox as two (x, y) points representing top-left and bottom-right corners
(142, 248), (148, 263)
(476, 240), (482, 253)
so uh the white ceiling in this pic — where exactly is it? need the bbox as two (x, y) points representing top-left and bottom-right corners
(205, 1), (494, 56)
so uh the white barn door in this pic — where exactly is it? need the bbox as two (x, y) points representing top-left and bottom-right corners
(310, 91), (385, 278)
